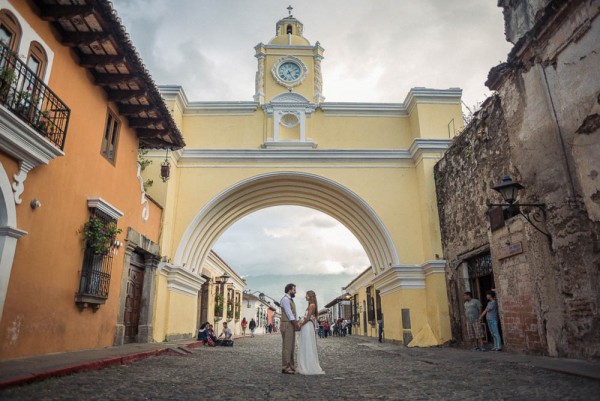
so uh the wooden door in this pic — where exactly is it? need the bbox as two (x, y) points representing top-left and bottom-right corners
(124, 253), (144, 343)
(197, 281), (209, 330)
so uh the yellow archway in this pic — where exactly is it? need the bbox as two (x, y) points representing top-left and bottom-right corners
(174, 171), (399, 276)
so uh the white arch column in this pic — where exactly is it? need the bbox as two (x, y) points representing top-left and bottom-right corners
(174, 172), (400, 277)
(0, 162), (27, 324)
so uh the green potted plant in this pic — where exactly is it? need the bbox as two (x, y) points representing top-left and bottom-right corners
(234, 301), (241, 320)
(0, 65), (16, 102)
(81, 216), (122, 255)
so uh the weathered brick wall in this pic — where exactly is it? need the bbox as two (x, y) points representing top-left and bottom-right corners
(436, 0), (600, 359)
(489, 217), (554, 354)
(491, 0), (600, 358)
(434, 95), (515, 343)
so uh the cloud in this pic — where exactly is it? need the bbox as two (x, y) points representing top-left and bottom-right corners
(212, 206), (370, 277)
(111, 0), (512, 109)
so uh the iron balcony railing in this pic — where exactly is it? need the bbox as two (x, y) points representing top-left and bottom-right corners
(0, 43), (70, 150)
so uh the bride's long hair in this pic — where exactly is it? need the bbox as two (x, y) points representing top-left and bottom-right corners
(306, 290), (318, 318)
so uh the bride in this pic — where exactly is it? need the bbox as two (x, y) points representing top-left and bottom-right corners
(296, 290), (325, 375)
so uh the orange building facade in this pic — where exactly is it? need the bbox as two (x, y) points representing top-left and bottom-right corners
(0, 0), (183, 360)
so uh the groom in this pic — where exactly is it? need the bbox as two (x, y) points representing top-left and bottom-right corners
(280, 283), (299, 374)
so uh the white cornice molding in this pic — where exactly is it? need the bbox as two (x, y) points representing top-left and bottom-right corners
(0, 106), (65, 203)
(261, 141), (317, 149)
(179, 148), (411, 163)
(184, 102), (259, 115)
(373, 264), (426, 294)
(263, 45), (315, 50)
(158, 86), (461, 117)
(175, 138), (450, 164)
(409, 139), (453, 160)
(0, 107), (64, 164)
(403, 87), (462, 114)
(320, 88), (462, 117)
(159, 263), (206, 296)
(372, 260), (449, 295)
(344, 268), (375, 293)
(320, 102), (407, 117)
(263, 92), (317, 116)
(158, 85), (188, 112)
(87, 197), (124, 220)
(158, 86), (260, 116)
(422, 260), (447, 276)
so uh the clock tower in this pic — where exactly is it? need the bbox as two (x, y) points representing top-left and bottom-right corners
(254, 7), (325, 105)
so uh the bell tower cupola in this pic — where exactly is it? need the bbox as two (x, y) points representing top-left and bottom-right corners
(275, 6), (305, 40)
(254, 6), (325, 105)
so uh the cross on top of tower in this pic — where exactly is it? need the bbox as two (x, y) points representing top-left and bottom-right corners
(287, 5), (293, 17)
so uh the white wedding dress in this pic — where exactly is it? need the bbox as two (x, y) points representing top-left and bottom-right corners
(296, 309), (325, 375)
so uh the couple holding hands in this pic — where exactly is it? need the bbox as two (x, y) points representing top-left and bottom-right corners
(280, 283), (325, 375)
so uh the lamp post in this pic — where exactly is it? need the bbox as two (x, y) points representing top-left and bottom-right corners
(487, 175), (551, 239)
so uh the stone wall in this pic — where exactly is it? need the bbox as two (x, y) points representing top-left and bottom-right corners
(436, 0), (600, 359)
(435, 94), (515, 343)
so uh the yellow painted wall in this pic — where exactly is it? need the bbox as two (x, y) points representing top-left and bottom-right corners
(165, 291), (197, 339)
(425, 273), (452, 343)
(412, 103), (464, 140)
(0, 1), (162, 360)
(380, 289), (429, 343)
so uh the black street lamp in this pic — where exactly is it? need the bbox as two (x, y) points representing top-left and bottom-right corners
(491, 176), (524, 204)
(215, 272), (230, 285)
(487, 176), (550, 239)
(160, 149), (171, 182)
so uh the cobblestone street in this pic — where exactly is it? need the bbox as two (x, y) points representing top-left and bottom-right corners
(1, 335), (598, 400)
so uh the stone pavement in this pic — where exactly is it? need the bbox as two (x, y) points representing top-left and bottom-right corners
(1, 334), (599, 400)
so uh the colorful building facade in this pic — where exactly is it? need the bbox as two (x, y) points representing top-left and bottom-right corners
(0, 0), (183, 360)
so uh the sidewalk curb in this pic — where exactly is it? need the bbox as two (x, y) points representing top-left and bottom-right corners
(0, 336), (248, 390)
(0, 348), (169, 390)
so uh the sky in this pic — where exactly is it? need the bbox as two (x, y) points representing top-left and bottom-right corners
(111, 1), (513, 309)
(212, 206), (369, 310)
(111, 0), (511, 109)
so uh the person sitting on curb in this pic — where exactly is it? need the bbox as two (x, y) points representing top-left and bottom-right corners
(206, 324), (217, 347)
(197, 322), (209, 344)
(218, 322), (234, 346)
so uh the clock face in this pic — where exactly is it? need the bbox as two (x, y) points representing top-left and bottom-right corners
(277, 62), (302, 82)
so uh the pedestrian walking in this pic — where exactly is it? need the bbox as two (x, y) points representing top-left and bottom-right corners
(464, 291), (484, 351)
(479, 290), (503, 351)
(249, 318), (257, 337)
(241, 317), (248, 336)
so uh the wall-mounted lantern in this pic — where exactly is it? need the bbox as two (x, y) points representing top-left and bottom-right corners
(160, 149), (171, 182)
(488, 175), (550, 239)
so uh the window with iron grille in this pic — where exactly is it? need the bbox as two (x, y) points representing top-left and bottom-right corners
(367, 286), (375, 324)
(75, 210), (117, 310)
(353, 294), (359, 324)
(376, 289), (382, 321)
(227, 287), (234, 319)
